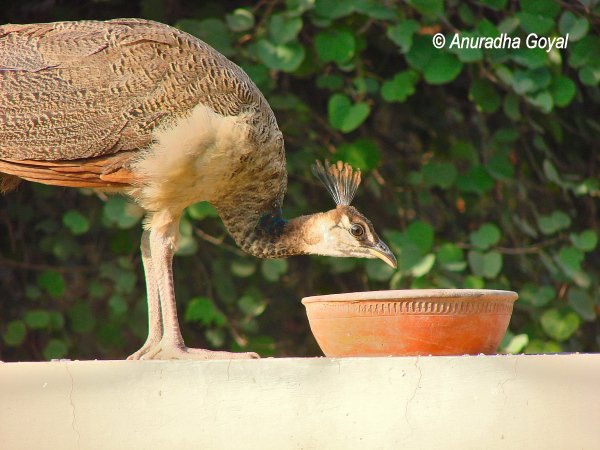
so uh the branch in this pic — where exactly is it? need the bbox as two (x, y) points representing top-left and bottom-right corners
(194, 228), (246, 256)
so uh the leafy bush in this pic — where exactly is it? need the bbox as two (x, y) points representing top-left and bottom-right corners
(0, 0), (598, 360)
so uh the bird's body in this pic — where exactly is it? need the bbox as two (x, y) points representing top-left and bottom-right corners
(0, 19), (395, 360)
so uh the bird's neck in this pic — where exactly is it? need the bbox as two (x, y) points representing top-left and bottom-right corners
(218, 206), (324, 259)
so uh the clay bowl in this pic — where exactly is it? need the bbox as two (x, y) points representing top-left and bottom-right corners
(302, 289), (518, 357)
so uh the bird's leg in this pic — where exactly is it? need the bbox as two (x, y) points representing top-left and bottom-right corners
(127, 230), (163, 360)
(138, 219), (258, 360)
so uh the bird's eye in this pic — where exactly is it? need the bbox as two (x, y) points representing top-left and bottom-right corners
(350, 223), (365, 238)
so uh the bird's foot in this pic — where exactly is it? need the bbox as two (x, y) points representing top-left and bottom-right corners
(127, 340), (259, 360)
(127, 338), (161, 360)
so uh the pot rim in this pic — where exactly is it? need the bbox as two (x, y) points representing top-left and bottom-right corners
(301, 288), (518, 305)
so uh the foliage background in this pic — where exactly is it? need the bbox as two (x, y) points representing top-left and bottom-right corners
(0, 0), (598, 361)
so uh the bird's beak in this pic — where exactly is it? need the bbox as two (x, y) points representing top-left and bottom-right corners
(369, 240), (397, 269)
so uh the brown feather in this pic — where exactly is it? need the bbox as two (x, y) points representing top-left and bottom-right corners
(0, 19), (277, 161)
(0, 154), (136, 188)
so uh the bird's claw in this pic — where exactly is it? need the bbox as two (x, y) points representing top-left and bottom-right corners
(127, 340), (259, 360)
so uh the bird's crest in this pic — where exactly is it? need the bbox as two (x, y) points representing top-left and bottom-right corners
(312, 160), (361, 206)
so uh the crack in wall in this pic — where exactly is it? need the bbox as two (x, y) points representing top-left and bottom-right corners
(498, 356), (520, 411)
(65, 362), (81, 449)
(404, 356), (423, 428)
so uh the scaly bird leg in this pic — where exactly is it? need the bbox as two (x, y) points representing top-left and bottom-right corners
(134, 219), (258, 360)
(127, 230), (163, 360)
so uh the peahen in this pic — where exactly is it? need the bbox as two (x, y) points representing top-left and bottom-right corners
(0, 19), (396, 360)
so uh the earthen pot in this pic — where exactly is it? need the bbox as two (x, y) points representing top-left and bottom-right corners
(302, 289), (518, 357)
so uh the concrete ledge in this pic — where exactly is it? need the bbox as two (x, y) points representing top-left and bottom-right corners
(1, 354), (599, 449)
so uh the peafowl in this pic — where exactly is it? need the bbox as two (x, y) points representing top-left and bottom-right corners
(0, 19), (396, 360)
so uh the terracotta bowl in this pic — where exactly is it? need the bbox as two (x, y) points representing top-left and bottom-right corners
(301, 289), (518, 357)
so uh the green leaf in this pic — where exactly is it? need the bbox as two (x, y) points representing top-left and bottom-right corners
(3, 320), (26, 346)
(550, 76), (576, 107)
(354, 1), (397, 19)
(212, 260), (237, 304)
(313, 0), (354, 19)
(68, 303), (95, 334)
(37, 270), (65, 298)
(470, 223), (501, 250)
(519, 284), (556, 307)
(103, 196), (144, 229)
(176, 19), (234, 56)
(261, 259), (288, 282)
(503, 333), (529, 354)
(511, 47), (548, 69)
(387, 20), (419, 53)
(537, 211), (571, 235)
(366, 259), (395, 281)
(542, 159), (562, 185)
(185, 296), (227, 327)
(188, 201), (218, 220)
(43, 339), (68, 360)
(468, 250), (503, 279)
(517, 12), (554, 35)
(541, 307), (581, 341)
(286, 0), (315, 14)
(108, 295), (128, 316)
(316, 74), (344, 90)
(410, 253), (436, 277)
(469, 79), (501, 113)
(225, 8), (255, 32)
(62, 210), (90, 235)
(269, 13), (303, 45)
(570, 230), (598, 252)
(421, 161), (457, 188)
(579, 65), (600, 86)
(424, 52), (463, 85)
(238, 294), (267, 317)
(315, 29), (356, 64)
(405, 35), (463, 84)
(503, 93), (521, 120)
(406, 221), (434, 254)
(527, 91), (553, 113)
(353, 77), (379, 95)
(405, 35), (436, 72)
(381, 70), (418, 103)
(567, 288), (596, 322)
(524, 339), (562, 354)
(456, 165), (495, 195)
(205, 329), (225, 348)
(256, 39), (305, 72)
(231, 258), (257, 277)
(447, 31), (483, 62)
(407, 0), (443, 17)
(519, 0), (560, 18)
(558, 11), (589, 42)
(557, 246), (584, 274)
(463, 275), (484, 289)
(487, 154), (515, 180)
(24, 310), (51, 329)
(437, 243), (466, 272)
(569, 36), (600, 69)
(336, 138), (381, 170)
(450, 141), (478, 164)
(328, 94), (370, 133)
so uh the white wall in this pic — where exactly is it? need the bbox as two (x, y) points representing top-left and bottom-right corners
(0, 354), (599, 449)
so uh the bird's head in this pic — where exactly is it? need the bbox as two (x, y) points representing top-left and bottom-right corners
(307, 160), (397, 268)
